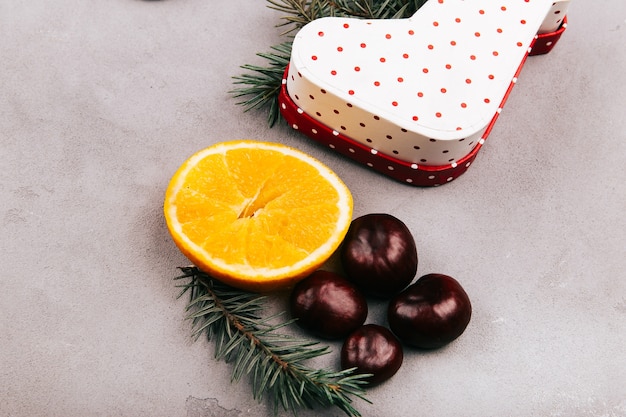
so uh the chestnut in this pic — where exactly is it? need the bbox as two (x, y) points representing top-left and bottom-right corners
(341, 324), (403, 385)
(340, 213), (418, 298)
(388, 273), (471, 349)
(289, 270), (368, 339)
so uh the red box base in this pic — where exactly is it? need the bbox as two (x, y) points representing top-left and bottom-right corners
(529, 17), (568, 56)
(278, 18), (568, 186)
(279, 78), (486, 186)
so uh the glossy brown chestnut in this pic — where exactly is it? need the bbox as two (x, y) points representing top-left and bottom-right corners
(340, 213), (418, 298)
(289, 270), (368, 339)
(388, 273), (471, 349)
(341, 324), (403, 385)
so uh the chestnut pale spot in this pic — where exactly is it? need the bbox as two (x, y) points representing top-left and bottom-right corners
(385, 34), (392, 39)
(408, 30), (415, 35)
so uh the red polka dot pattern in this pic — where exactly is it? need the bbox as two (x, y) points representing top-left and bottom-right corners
(282, 0), (570, 185)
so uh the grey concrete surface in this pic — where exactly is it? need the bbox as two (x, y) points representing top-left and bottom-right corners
(1, 1), (625, 416)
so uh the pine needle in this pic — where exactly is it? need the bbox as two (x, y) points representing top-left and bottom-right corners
(231, 0), (429, 126)
(175, 266), (372, 416)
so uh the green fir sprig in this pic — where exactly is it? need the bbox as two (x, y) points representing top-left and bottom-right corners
(230, 0), (429, 126)
(175, 266), (371, 416)
(231, 42), (293, 128)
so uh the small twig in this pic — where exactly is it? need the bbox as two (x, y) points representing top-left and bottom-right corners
(176, 267), (371, 416)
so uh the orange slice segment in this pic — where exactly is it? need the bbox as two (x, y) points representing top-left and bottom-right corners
(164, 140), (353, 292)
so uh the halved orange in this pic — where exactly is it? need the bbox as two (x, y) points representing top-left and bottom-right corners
(164, 140), (353, 292)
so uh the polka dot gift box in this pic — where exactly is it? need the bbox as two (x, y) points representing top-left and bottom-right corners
(279, 0), (570, 186)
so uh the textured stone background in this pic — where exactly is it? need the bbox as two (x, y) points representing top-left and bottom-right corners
(1, 1), (625, 416)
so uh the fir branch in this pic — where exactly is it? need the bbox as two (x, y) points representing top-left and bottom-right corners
(329, 0), (429, 19)
(267, 0), (333, 34)
(230, 42), (292, 128)
(231, 0), (429, 127)
(175, 266), (371, 417)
